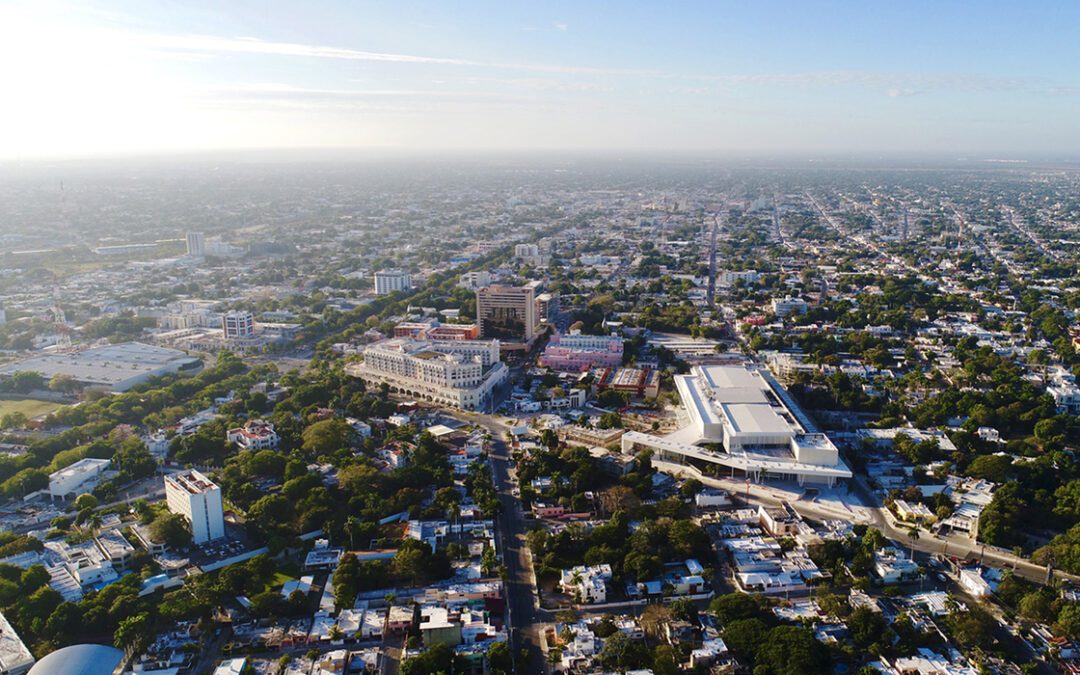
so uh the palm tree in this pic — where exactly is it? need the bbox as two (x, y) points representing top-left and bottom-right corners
(907, 525), (921, 561)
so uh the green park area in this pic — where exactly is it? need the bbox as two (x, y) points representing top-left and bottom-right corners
(0, 398), (64, 420)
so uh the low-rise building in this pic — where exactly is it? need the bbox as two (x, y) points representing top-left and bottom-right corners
(226, 420), (280, 450)
(48, 458), (112, 500)
(560, 565), (611, 604)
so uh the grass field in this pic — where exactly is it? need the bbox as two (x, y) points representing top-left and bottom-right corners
(0, 399), (64, 419)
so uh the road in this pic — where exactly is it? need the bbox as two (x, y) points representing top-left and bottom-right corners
(448, 410), (546, 674)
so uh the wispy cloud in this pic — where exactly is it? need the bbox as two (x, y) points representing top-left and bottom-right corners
(553, 22), (568, 32)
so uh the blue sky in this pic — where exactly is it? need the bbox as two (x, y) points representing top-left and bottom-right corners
(1, 0), (1078, 159)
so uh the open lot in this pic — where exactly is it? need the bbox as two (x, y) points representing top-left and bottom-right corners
(0, 398), (65, 419)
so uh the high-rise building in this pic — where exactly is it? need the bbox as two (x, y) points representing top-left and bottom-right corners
(374, 269), (412, 295)
(222, 311), (255, 339)
(186, 232), (205, 257)
(164, 470), (225, 544)
(476, 284), (538, 343)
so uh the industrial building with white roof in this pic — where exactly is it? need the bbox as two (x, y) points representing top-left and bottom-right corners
(622, 363), (851, 486)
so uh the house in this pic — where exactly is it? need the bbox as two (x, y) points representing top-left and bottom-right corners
(560, 565), (611, 604)
(226, 420), (280, 450)
(873, 547), (921, 584)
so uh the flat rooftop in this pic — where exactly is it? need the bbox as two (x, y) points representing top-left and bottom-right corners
(0, 342), (199, 388)
(720, 402), (790, 436)
(167, 470), (219, 495)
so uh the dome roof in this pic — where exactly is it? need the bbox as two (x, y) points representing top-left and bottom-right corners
(28, 644), (124, 675)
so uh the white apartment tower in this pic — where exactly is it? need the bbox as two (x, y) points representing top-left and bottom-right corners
(222, 311), (255, 339)
(374, 269), (412, 295)
(186, 231), (206, 257)
(164, 470), (225, 544)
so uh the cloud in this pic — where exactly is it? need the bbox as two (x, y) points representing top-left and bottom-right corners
(887, 88), (923, 98)
(553, 22), (568, 32)
(137, 33), (475, 66)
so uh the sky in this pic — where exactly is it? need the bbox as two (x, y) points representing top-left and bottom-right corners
(1, 0), (1079, 160)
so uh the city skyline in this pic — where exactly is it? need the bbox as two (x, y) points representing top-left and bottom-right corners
(2, 0), (1080, 160)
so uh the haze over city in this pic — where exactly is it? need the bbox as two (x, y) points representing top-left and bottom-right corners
(2, 0), (1080, 160)
(7, 3), (1080, 675)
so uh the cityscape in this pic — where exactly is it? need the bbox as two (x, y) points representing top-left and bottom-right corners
(3, 2), (1080, 675)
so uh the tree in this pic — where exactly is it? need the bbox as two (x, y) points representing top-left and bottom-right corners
(721, 618), (768, 662)
(401, 642), (454, 675)
(115, 612), (152, 654)
(74, 493), (99, 511)
(945, 604), (996, 650)
(49, 373), (79, 394)
(486, 640), (513, 675)
(1055, 603), (1080, 640)
(710, 593), (766, 624)
(596, 630), (651, 671)
(301, 418), (354, 457)
(112, 438), (157, 480)
(149, 512), (193, 548)
(847, 606), (886, 647)
(333, 553), (360, 611)
(599, 485), (639, 516)
(754, 625), (830, 675)
(8, 371), (44, 394)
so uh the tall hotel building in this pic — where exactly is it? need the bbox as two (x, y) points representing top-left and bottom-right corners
(374, 269), (413, 295)
(476, 284), (538, 344)
(165, 470), (226, 544)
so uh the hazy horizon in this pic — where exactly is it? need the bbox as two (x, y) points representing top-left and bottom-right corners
(3, 0), (1079, 161)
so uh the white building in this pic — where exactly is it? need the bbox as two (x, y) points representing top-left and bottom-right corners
(458, 270), (493, 290)
(0, 611), (34, 674)
(186, 231), (206, 257)
(226, 420), (280, 450)
(347, 338), (509, 411)
(623, 363), (851, 486)
(165, 470), (226, 544)
(560, 565), (611, 604)
(719, 270), (760, 286)
(0, 342), (201, 393)
(374, 269), (412, 295)
(48, 458), (112, 500)
(222, 311), (255, 339)
(771, 296), (809, 317)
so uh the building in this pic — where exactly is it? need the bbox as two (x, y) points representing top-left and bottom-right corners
(0, 342), (200, 393)
(25, 644), (123, 675)
(514, 243), (540, 259)
(347, 338), (509, 411)
(48, 458), (112, 500)
(560, 565), (611, 604)
(596, 367), (659, 399)
(458, 270), (492, 290)
(374, 269), (412, 295)
(427, 324), (480, 341)
(226, 420), (280, 450)
(222, 311), (255, 339)
(719, 270), (760, 286)
(476, 284), (538, 344)
(771, 296), (809, 317)
(539, 332), (623, 372)
(535, 292), (560, 324)
(622, 363), (851, 486)
(0, 611), (34, 675)
(186, 232), (206, 257)
(393, 321), (480, 341)
(873, 547), (921, 584)
(165, 470), (226, 544)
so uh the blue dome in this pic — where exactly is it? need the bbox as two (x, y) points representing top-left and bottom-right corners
(28, 644), (124, 675)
